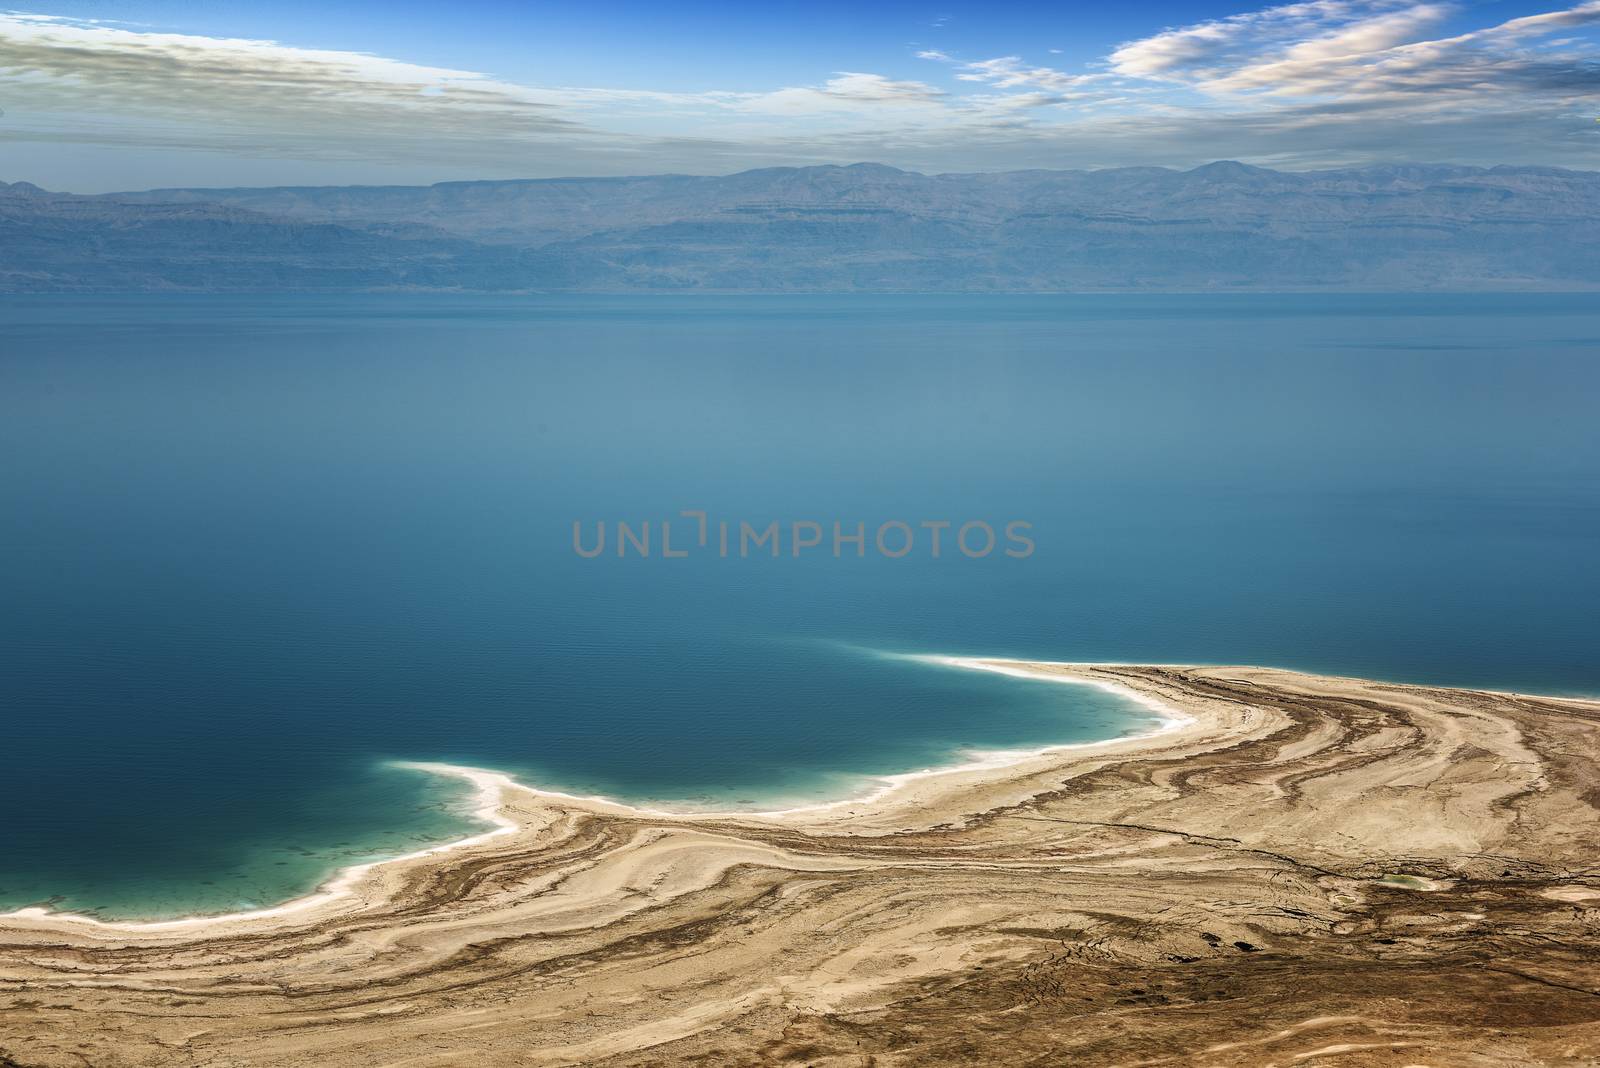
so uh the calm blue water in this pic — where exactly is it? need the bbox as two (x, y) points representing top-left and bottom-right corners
(2, 294), (1597, 919)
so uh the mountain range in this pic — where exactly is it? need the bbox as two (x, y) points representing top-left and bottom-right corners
(4, 161), (1598, 292)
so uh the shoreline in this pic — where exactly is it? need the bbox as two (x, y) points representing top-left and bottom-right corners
(0, 656), (1196, 932)
(6, 655), (1592, 934)
(4, 660), (1596, 1065)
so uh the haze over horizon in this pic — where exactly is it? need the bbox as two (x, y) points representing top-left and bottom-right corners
(5, 0), (1600, 191)
(10, 157), (1600, 198)
(7, 158), (1598, 292)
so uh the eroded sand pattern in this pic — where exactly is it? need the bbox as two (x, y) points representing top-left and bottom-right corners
(2, 663), (1597, 1066)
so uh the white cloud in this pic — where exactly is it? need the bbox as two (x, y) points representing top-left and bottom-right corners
(1108, 1), (1414, 79)
(4, 2), (1600, 186)
(812, 72), (947, 104)
(920, 51), (1107, 93)
(957, 56), (1090, 90)
(1108, 0), (1600, 102)
(731, 74), (945, 117)
(0, 11), (595, 155)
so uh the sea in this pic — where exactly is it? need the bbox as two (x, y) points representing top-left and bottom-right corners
(2, 293), (1596, 919)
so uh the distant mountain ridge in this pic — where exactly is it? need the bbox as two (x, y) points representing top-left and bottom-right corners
(4, 161), (1599, 292)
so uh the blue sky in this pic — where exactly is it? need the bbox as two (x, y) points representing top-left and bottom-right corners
(5, 0), (1600, 190)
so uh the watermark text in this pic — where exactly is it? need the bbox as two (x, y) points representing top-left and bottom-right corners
(573, 511), (1034, 560)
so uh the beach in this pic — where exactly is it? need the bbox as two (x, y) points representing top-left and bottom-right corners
(2, 661), (1597, 1065)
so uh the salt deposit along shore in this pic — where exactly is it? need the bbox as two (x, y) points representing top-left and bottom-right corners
(2, 662), (1597, 1065)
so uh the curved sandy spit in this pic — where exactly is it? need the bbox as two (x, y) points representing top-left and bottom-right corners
(1, 661), (1597, 1067)
(0, 656), (1193, 933)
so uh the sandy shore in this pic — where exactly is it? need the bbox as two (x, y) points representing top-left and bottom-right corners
(2, 661), (1597, 1065)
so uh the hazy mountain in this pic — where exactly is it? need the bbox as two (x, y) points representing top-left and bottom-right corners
(5, 162), (1598, 291)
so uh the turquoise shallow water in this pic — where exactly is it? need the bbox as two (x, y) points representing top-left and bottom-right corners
(2, 293), (1597, 920)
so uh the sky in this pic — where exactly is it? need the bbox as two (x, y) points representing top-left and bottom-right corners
(3, 0), (1600, 190)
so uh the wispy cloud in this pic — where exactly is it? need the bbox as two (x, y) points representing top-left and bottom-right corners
(742, 73), (947, 114)
(1107, 0), (1425, 79)
(0, 12), (595, 164)
(1108, 0), (1600, 102)
(3, 3), (1600, 187)
(948, 56), (1104, 92)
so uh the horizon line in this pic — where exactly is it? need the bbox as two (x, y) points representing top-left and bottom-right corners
(8, 158), (1600, 197)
